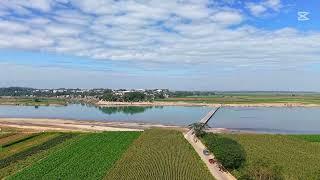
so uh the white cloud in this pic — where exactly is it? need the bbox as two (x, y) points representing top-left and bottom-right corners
(246, 4), (267, 17)
(0, 20), (29, 33)
(0, 0), (53, 13)
(246, 0), (282, 17)
(0, 0), (319, 72)
(210, 11), (243, 26)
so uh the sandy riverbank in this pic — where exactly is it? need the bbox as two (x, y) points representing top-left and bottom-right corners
(97, 100), (320, 107)
(0, 118), (183, 132)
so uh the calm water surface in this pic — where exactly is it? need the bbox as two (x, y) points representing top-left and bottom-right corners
(0, 104), (319, 134)
(0, 104), (211, 126)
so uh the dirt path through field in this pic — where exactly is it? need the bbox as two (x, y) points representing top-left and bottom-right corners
(184, 130), (237, 180)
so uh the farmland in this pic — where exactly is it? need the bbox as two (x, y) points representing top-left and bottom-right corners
(1, 133), (60, 159)
(105, 129), (214, 180)
(204, 134), (320, 179)
(0, 97), (67, 106)
(3, 126), (320, 180)
(156, 94), (320, 105)
(1, 133), (76, 177)
(289, 134), (320, 142)
(2, 128), (213, 180)
(9, 131), (141, 180)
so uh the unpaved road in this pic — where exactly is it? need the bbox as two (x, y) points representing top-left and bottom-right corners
(184, 130), (237, 180)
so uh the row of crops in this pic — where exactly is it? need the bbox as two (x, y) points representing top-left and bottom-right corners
(1, 128), (214, 180)
(10, 132), (141, 180)
(106, 129), (214, 180)
(1, 130), (141, 180)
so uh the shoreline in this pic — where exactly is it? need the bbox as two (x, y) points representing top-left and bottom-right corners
(0, 118), (183, 132)
(1, 118), (317, 134)
(96, 100), (320, 108)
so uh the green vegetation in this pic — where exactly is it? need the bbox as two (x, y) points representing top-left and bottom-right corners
(2, 133), (41, 148)
(188, 122), (209, 138)
(99, 106), (153, 115)
(289, 134), (320, 142)
(239, 160), (284, 180)
(0, 97), (67, 106)
(202, 134), (246, 170)
(0, 133), (78, 179)
(1, 133), (26, 145)
(216, 134), (320, 179)
(10, 132), (141, 180)
(101, 91), (155, 102)
(1, 133), (59, 159)
(157, 94), (320, 105)
(105, 129), (213, 180)
(0, 133), (76, 169)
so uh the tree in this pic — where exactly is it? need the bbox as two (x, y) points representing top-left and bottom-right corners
(203, 134), (246, 170)
(34, 98), (41, 102)
(123, 92), (146, 102)
(188, 122), (209, 138)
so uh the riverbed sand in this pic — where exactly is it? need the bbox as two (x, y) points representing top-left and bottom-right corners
(0, 118), (182, 132)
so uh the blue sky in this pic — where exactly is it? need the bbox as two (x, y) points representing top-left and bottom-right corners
(0, 0), (319, 90)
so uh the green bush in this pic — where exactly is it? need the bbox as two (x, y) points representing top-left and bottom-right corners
(202, 134), (246, 170)
(34, 98), (41, 102)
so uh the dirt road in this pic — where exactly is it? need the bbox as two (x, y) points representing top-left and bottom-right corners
(184, 130), (237, 180)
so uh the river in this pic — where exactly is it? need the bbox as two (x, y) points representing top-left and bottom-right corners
(0, 104), (319, 134)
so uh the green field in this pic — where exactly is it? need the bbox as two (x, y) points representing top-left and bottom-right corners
(105, 129), (213, 180)
(1, 133), (60, 159)
(157, 94), (320, 105)
(3, 127), (320, 180)
(205, 134), (320, 179)
(0, 132), (76, 178)
(2, 129), (212, 180)
(9, 131), (141, 180)
(0, 97), (67, 106)
(289, 134), (320, 142)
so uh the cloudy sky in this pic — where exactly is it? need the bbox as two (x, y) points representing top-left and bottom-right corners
(0, 0), (319, 90)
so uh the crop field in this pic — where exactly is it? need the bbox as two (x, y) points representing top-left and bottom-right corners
(215, 134), (320, 179)
(289, 134), (320, 142)
(1, 133), (59, 159)
(0, 132), (77, 178)
(157, 94), (320, 105)
(10, 131), (141, 180)
(2, 128), (213, 180)
(105, 129), (213, 180)
(0, 97), (67, 106)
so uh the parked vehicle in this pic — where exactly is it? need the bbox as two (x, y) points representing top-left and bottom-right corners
(203, 149), (210, 156)
(208, 158), (216, 164)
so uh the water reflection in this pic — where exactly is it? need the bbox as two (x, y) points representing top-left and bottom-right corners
(98, 106), (154, 115)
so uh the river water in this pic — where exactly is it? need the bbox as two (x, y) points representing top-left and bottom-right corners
(0, 104), (319, 134)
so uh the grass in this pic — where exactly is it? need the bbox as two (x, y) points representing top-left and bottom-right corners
(0, 97), (67, 106)
(0, 133), (78, 179)
(105, 129), (214, 180)
(9, 131), (141, 180)
(156, 94), (320, 105)
(216, 134), (320, 179)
